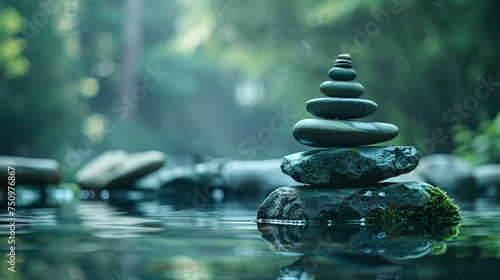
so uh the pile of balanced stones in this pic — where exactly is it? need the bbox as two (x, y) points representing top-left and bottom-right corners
(257, 54), (461, 226)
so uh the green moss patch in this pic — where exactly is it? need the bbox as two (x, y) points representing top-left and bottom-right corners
(366, 186), (461, 237)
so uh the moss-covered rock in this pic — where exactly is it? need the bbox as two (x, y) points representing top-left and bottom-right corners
(256, 181), (461, 230)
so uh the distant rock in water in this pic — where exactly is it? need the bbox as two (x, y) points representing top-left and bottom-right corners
(474, 164), (500, 196)
(0, 156), (60, 184)
(417, 154), (476, 197)
(133, 158), (297, 197)
(75, 150), (166, 189)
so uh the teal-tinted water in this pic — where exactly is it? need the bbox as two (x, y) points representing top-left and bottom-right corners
(1, 193), (499, 280)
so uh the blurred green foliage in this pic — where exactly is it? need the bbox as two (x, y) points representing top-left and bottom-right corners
(453, 112), (500, 165)
(0, 0), (89, 160)
(0, 0), (499, 166)
(0, 5), (29, 78)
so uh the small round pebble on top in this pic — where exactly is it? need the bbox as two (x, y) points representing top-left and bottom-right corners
(337, 53), (351, 60)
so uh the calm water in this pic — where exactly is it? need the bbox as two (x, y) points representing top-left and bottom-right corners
(1, 189), (500, 280)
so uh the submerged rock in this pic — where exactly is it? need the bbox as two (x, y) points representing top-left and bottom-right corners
(75, 150), (166, 189)
(0, 156), (60, 184)
(281, 146), (419, 186)
(256, 181), (461, 228)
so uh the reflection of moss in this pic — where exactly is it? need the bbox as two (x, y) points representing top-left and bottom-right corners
(430, 242), (448, 256)
(366, 186), (461, 239)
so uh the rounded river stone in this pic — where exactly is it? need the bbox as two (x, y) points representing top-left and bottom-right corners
(333, 62), (352, 68)
(292, 119), (399, 147)
(335, 58), (352, 64)
(328, 67), (357, 81)
(306, 98), (377, 119)
(319, 81), (364, 98)
(337, 53), (351, 60)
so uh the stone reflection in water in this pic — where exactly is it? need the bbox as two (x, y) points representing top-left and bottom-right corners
(257, 223), (459, 279)
(76, 201), (163, 238)
(279, 254), (416, 280)
(165, 256), (209, 280)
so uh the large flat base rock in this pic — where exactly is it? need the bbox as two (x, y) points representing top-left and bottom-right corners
(281, 146), (419, 186)
(256, 182), (461, 228)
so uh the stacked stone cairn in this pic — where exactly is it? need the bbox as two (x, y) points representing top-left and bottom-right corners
(256, 54), (461, 226)
(282, 53), (418, 187)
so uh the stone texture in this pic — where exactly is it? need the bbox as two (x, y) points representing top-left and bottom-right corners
(256, 181), (461, 227)
(75, 150), (166, 189)
(328, 68), (356, 81)
(292, 119), (399, 147)
(382, 170), (426, 184)
(281, 146), (418, 186)
(337, 53), (351, 60)
(334, 59), (352, 67)
(306, 97), (377, 119)
(333, 62), (352, 68)
(319, 81), (364, 98)
(0, 156), (60, 184)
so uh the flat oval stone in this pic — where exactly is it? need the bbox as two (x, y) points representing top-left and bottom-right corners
(338, 53), (351, 60)
(328, 67), (357, 81)
(319, 81), (364, 98)
(333, 62), (352, 69)
(334, 59), (352, 64)
(306, 98), (377, 119)
(292, 119), (398, 147)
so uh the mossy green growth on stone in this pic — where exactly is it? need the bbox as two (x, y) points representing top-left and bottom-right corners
(366, 186), (461, 233)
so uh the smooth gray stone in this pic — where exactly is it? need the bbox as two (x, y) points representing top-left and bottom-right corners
(337, 54), (351, 60)
(306, 98), (377, 119)
(0, 156), (60, 184)
(319, 81), (364, 98)
(256, 181), (461, 227)
(335, 59), (351, 64)
(293, 119), (398, 147)
(333, 62), (352, 68)
(75, 150), (166, 189)
(328, 67), (356, 81)
(281, 146), (419, 186)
